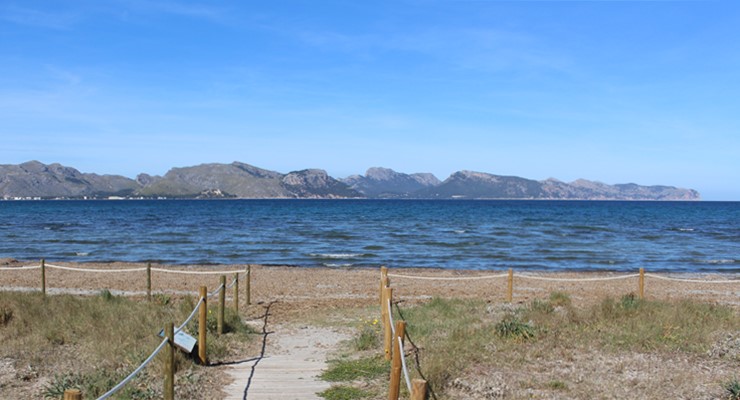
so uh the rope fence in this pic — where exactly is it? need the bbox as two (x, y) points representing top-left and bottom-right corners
(0, 264), (42, 271)
(386, 266), (738, 303)
(380, 267), (428, 400)
(0, 260), (256, 400)
(387, 272), (509, 281)
(643, 273), (739, 284)
(1, 260), (252, 306)
(96, 337), (169, 400)
(44, 262), (244, 275)
(378, 265), (738, 400)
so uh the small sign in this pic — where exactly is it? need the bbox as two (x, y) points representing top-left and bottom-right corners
(158, 329), (197, 353)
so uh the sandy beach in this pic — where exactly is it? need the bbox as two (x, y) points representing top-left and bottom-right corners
(1, 259), (738, 312)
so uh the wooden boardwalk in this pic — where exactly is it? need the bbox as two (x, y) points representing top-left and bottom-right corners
(223, 325), (349, 400)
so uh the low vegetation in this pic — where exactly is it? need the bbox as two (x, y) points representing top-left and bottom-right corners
(0, 291), (253, 399)
(323, 292), (739, 399)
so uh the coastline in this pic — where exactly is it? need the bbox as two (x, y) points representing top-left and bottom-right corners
(2, 260), (738, 309)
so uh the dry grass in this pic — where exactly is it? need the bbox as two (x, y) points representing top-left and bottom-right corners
(394, 293), (740, 399)
(0, 291), (253, 399)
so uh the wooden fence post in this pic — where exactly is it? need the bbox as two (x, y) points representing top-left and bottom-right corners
(63, 389), (82, 400)
(380, 271), (388, 320)
(246, 265), (251, 306)
(233, 272), (239, 315)
(411, 379), (428, 400)
(388, 320), (406, 400)
(164, 322), (174, 400)
(507, 268), (513, 303)
(380, 266), (388, 305)
(41, 259), (46, 296)
(198, 286), (208, 365)
(146, 263), (152, 302)
(218, 275), (226, 335)
(639, 267), (645, 299)
(383, 287), (393, 361)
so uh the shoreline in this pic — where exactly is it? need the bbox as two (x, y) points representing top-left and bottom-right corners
(2, 260), (738, 309)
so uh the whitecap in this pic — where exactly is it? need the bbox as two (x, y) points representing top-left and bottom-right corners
(309, 253), (363, 259)
(706, 259), (736, 264)
(323, 263), (353, 268)
(76, 252), (89, 256)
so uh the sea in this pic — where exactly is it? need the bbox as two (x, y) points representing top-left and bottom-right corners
(0, 200), (738, 273)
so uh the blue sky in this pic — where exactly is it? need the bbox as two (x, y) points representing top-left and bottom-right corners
(1, 1), (739, 200)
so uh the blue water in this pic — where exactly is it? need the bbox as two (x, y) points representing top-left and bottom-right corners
(0, 200), (738, 272)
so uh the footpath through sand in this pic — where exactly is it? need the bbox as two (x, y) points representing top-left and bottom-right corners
(222, 301), (350, 400)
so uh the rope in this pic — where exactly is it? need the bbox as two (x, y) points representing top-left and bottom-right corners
(644, 273), (739, 284)
(0, 265), (41, 271)
(45, 264), (146, 273)
(2, 263), (245, 275)
(150, 267), (246, 275)
(387, 273), (509, 281)
(176, 296), (205, 335)
(208, 283), (225, 299)
(45, 263), (246, 275)
(225, 276), (239, 290)
(98, 289), (210, 398)
(514, 273), (640, 282)
(96, 337), (168, 400)
(398, 336), (412, 392)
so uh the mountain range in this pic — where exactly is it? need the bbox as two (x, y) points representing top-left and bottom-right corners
(0, 160), (700, 200)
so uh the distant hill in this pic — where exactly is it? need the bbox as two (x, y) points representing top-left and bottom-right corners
(0, 161), (139, 198)
(342, 167), (441, 198)
(415, 170), (700, 200)
(0, 161), (700, 200)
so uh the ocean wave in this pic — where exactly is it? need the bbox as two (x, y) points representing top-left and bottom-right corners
(705, 259), (737, 264)
(323, 263), (353, 267)
(310, 253), (366, 259)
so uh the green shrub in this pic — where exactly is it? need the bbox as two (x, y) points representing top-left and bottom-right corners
(724, 378), (740, 400)
(495, 316), (536, 341)
(321, 356), (388, 382)
(319, 385), (372, 399)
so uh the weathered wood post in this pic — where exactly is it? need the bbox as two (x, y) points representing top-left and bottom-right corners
(63, 389), (82, 400)
(146, 263), (152, 302)
(198, 286), (208, 365)
(380, 270), (387, 316)
(246, 265), (251, 306)
(41, 259), (46, 296)
(507, 268), (514, 303)
(218, 275), (226, 335)
(380, 266), (388, 305)
(383, 287), (393, 361)
(411, 379), (428, 400)
(639, 267), (645, 300)
(233, 272), (239, 315)
(388, 320), (406, 400)
(164, 322), (174, 400)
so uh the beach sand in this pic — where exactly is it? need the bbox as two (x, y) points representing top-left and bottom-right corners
(1, 259), (738, 312)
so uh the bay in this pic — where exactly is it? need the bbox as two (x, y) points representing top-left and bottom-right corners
(0, 200), (738, 273)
